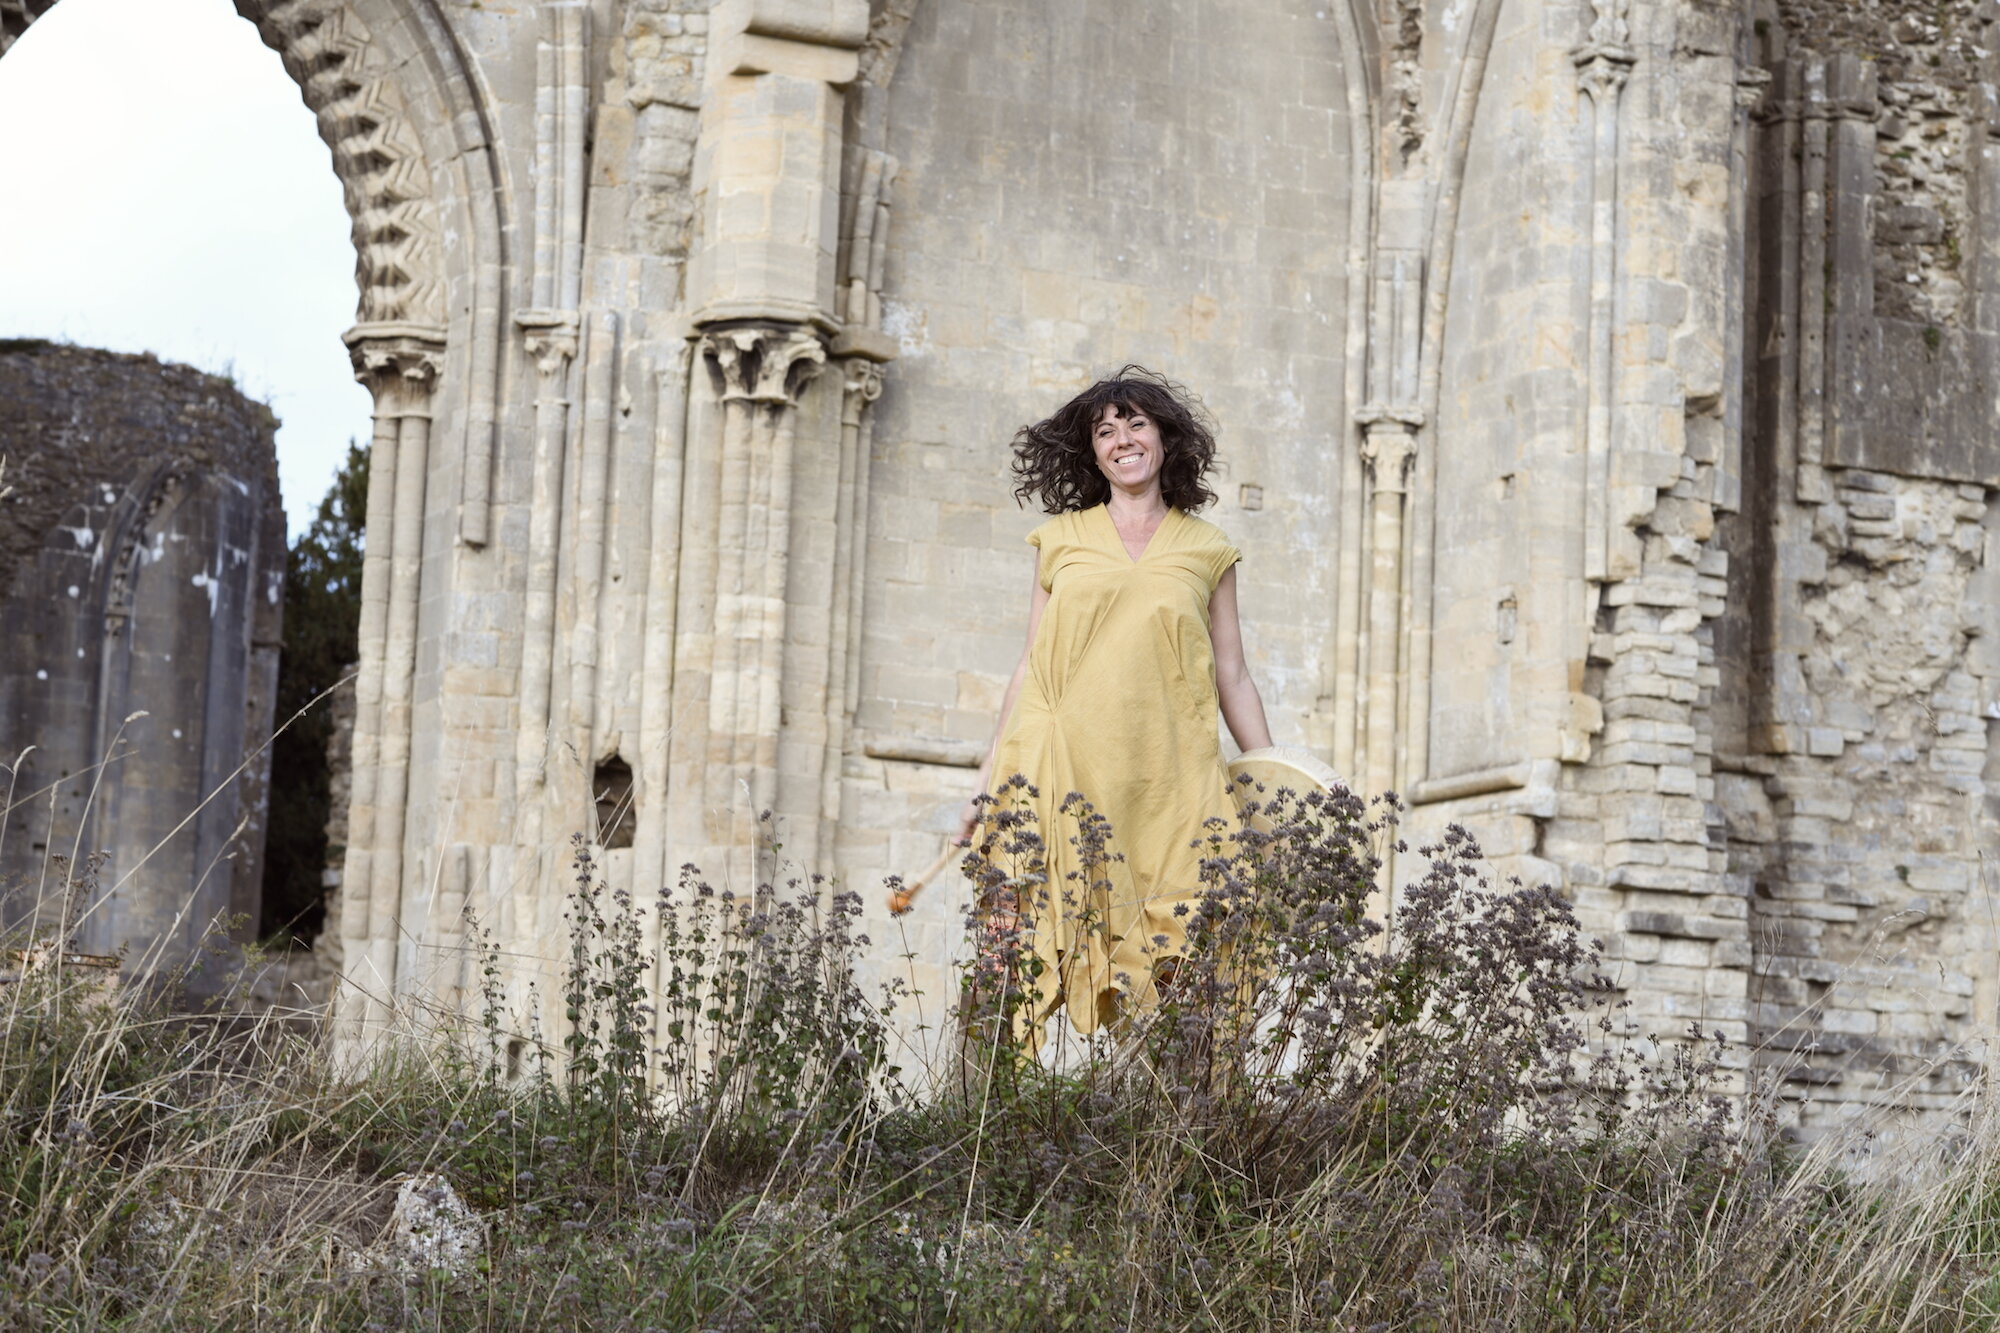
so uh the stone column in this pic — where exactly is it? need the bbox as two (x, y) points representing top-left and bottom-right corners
(508, 0), (589, 887)
(692, 324), (827, 889)
(333, 321), (444, 1048)
(1355, 405), (1419, 923)
(1573, 6), (1635, 584)
(815, 353), (886, 862)
(1799, 60), (1829, 489)
(1356, 406), (1421, 805)
(633, 338), (697, 961)
(510, 311), (581, 862)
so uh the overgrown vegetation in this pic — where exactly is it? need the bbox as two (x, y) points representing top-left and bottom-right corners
(4, 790), (1999, 1331)
(261, 442), (366, 947)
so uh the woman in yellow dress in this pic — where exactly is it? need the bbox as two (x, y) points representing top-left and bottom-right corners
(956, 365), (1273, 1043)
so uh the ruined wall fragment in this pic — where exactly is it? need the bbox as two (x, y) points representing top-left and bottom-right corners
(0, 343), (284, 982)
(1712, 1), (1999, 1128)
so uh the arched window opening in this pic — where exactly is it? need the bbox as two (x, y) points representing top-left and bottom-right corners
(593, 756), (637, 851)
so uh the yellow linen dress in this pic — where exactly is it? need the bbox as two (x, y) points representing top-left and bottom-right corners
(986, 503), (1243, 1038)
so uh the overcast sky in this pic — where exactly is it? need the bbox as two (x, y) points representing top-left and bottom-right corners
(0, 0), (369, 537)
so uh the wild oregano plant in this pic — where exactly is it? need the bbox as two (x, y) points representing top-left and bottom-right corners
(954, 775), (1746, 1177)
(652, 859), (902, 1127)
(556, 836), (651, 1145)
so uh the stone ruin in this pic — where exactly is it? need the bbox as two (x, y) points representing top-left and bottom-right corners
(0, 341), (284, 983)
(1, 0), (1995, 1133)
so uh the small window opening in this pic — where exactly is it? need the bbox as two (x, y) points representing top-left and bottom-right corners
(593, 755), (636, 849)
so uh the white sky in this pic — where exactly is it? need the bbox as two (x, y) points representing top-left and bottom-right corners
(0, 0), (370, 537)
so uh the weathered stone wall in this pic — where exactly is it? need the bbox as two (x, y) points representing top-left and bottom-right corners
(0, 342), (284, 982)
(7, 0), (1996, 1127)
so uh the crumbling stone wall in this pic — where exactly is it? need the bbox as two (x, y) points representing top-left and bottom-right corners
(1718, 1), (1998, 1130)
(610, 1), (711, 267)
(1773, 0), (1987, 330)
(0, 343), (284, 983)
(1726, 468), (1993, 1125)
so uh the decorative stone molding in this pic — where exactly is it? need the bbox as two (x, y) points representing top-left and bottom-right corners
(515, 310), (582, 379)
(1735, 65), (1772, 114)
(839, 356), (884, 427)
(1386, 0), (1425, 166)
(1578, 0), (1630, 56)
(239, 0), (448, 330)
(702, 323), (829, 405)
(1356, 405), (1423, 495)
(344, 322), (446, 397)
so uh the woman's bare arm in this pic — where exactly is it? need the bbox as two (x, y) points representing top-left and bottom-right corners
(1209, 566), (1273, 752)
(955, 559), (1051, 845)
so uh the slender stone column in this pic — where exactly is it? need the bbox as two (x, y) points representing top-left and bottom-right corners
(571, 312), (620, 749)
(1353, 406), (1419, 924)
(334, 400), (398, 1037)
(1796, 61), (1829, 491)
(1356, 408), (1421, 805)
(511, 313), (580, 857)
(333, 321), (444, 1048)
(816, 356), (885, 859)
(635, 339), (696, 962)
(1574, 6), (1634, 583)
(508, 0), (589, 882)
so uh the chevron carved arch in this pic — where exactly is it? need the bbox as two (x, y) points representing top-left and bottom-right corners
(0, 1), (56, 52)
(0, 0), (447, 331)
(235, 0), (447, 328)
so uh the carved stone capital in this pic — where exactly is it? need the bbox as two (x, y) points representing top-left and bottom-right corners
(1572, 0), (1635, 103)
(1735, 66), (1772, 112)
(1358, 412), (1420, 497)
(515, 309), (582, 378)
(702, 323), (829, 406)
(1573, 46), (1635, 104)
(344, 322), (447, 408)
(839, 357), (885, 428)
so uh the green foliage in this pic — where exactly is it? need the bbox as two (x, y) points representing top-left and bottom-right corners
(261, 442), (367, 946)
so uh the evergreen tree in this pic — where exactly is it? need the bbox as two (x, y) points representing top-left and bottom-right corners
(261, 443), (366, 946)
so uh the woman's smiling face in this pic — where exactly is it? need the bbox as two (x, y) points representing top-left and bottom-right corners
(1092, 402), (1163, 493)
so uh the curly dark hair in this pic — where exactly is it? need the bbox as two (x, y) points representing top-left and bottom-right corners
(1009, 365), (1220, 514)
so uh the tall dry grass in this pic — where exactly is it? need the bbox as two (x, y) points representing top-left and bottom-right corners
(1, 792), (1996, 1331)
